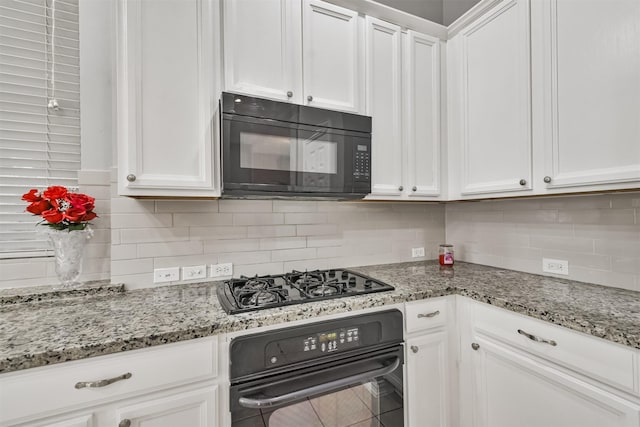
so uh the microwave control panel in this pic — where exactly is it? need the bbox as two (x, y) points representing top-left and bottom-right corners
(353, 145), (370, 180)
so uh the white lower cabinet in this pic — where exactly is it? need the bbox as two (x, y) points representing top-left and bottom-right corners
(470, 336), (640, 427)
(405, 298), (454, 427)
(114, 385), (218, 427)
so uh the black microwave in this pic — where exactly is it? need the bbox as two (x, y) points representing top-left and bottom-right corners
(220, 92), (372, 199)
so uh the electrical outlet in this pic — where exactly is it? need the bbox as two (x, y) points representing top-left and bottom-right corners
(210, 262), (233, 278)
(412, 247), (425, 258)
(153, 267), (180, 283)
(542, 258), (569, 275)
(182, 265), (207, 281)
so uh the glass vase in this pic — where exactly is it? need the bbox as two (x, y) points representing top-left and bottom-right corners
(44, 228), (93, 288)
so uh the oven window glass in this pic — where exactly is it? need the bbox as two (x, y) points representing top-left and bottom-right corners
(235, 379), (403, 427)
(239, 131), (338, 175)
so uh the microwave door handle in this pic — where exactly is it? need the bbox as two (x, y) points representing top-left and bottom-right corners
(238, 356), (400, 409)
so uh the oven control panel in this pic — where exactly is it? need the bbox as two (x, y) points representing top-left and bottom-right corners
(304, 327), (360, 353)
(353, 145), (370, 180)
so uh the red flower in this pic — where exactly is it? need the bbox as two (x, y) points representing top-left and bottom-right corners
(81, 211), (97, 221)
(68, 193), (95, 211)
(43, 186), (67, 200)
(63, 207), (86, 222)
(21, 189), (41, 202)
(42, 208), (63, 224)
(26, 200), (51, 215)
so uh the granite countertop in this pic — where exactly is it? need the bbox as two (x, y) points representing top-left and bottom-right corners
(1, 261), (639, 374)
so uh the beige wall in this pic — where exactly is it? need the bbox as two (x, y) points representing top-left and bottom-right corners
(446, 192), (640, 291)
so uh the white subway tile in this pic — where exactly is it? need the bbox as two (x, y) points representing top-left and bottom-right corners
(259, 237), (307, 250)
(284, 213), (328, 224)
(155, 200), (219, 213)
(112, 273), (154, 290)
(233, 213), (284, 226)
(190, 226), (248, 240)
(120, 227), (190, 244)
(174, 213), (233, 227)
(558, 209), (635, 225)
(111, 244), (137, 260)
(0, 261), (48, 280)
(307, 235), (344, 247)
(111, 213), (173, 229)
(111, 258), (153, 276)
(273, 200), (318, 212)
(111, 229), (121, 245)
(137, 241), (203, 258)
(111, 197), (155, 214)
(83, 243), (110, 259)
(154, 254), (218, 268)
(271, 248), (317, 262)
(247, 225), (296, 238)
(234, 262), (285, 277)
(297, 224), (339, 236)
(218, 251), (272, 265)
(595, 239), (640, 257)
(219, 200), (273, 213)
(529, 235), (594, 253)
(78, 170), (110, 185)
(612, 257), (640, 274)
(204, 239), (260, 253)
(503, 210), (559, 224)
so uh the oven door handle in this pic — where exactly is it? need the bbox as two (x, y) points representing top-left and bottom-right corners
(238, 356), (401, 409)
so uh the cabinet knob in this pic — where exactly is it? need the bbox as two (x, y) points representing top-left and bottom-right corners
(119, 420), (131, 427)
(519, 179), (527, 186)
(471, 343), (480, 351)
(410, 345), (419, 353)
(398, 186), (403, 191)
(543, 176), (552, 183)
(307, 95), (313, 102)
(287, 91), (293, 98)
(126, 174), (136, 182)
(412, 186), (417, 192)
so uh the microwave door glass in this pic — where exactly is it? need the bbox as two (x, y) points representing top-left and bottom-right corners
(296, 127), (345, 192)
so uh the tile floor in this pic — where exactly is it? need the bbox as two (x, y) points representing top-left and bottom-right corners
(234, 381), (403, 427)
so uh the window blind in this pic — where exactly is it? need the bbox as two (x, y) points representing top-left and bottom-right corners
(0, 0), (80, 257)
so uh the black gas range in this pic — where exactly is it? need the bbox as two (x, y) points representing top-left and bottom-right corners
(216, 269), (395, 314)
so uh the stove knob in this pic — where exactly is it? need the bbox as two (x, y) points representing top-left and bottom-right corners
(348, 277), (356, 287)
(364, 279), (372, 288)
(341, 271), (349, 280)
(328, 269), (335, 278)
(270, 356), (278, 364)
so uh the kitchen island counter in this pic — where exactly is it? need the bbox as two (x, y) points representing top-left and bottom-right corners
(1, 261), (638, 373)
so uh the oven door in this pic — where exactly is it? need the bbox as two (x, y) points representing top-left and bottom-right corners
(222, 114), (369, 198)
(230, 345), (404, 427)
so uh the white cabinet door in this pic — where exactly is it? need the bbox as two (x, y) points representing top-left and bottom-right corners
(453, 0), (532, 197)
(303, 0), (362, 113)
(33, 414), (95, 427)
(404, 30), (441, 198)
(223, 0), (302, 103)
(535, 0), (640, 191)
(117, 0), (220, 197)
(365, 16), (402, 197)
(115, 386), (218, 427)
(406, 331), (450, 427)
(470, 336), (640, 427)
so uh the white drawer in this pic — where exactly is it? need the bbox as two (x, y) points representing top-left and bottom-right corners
(0, 337), (217, 424)
(472, 302), (636, 395)
(405, 297), (448, 334)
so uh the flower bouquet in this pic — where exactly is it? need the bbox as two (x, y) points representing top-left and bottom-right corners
(22, 186), (98, 287)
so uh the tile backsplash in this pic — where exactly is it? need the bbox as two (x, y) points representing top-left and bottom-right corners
(446, 192), (640, 291)
(110, 195), (445, 289)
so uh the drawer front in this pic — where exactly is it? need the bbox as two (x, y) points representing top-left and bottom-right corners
(405, 297), (448, 334)
(472, 302), (636, 394)
(0, 338), (217, 424)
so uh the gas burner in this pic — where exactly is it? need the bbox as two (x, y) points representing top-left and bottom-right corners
(217, 268), (395, 314)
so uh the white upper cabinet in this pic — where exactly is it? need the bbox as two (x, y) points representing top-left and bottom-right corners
(403, 30), (442, 198)
(365, 17), (443, 200)
(302, 0), (362, 113)
(222, 0), (363, 114)
(223, 0), (302, 103)
(365, 16), (403, 197)
(117, 0), (220, 197)
(449, 0), (533, 198)
(533, 0), (640, 192)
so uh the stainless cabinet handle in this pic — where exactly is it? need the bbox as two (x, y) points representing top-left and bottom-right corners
(519, 179), (527, 186)
(287, 91), (293, 98)
(410, 345), (419, 353)
(75, 372), (132, 389)
(398, 186), (403, 191)
(307, 95), (313, 102)
(126, 174), (136, 182)
(517, 329), (557, 346)
(471, 343), (480, 351)
(417, 310), (440, 319)
(119, 420), (131, 427)
(543, 176), (552, 183)
(412, 186), (417, 192)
